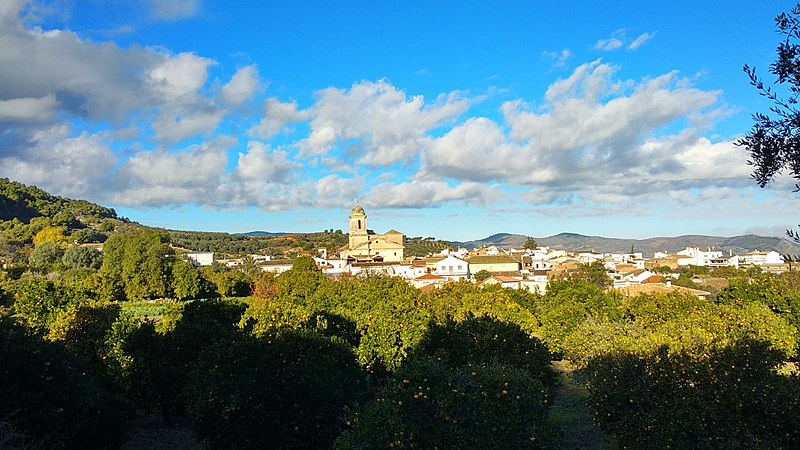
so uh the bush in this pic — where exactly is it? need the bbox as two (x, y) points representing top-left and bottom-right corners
(0, 317), (128, 448)
(338, 358), (555, 449)
(185, 329), (367, 449)
(587, 341), (800, 448)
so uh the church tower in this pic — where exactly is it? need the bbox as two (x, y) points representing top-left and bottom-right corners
(348, 204), (368, 249)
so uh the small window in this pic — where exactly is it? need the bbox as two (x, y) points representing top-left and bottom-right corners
(358, 220), (361, 229)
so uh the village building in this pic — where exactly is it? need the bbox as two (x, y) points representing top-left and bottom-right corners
(339, 205), (405, 263)
(466, 254), (521, 274)
(432, 255), (470, 281)
(186, 252), (214, 267)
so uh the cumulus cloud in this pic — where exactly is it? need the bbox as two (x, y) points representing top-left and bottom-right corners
(112, 137), (233, 207)
(248, 98), (311, 139)
(0, 124), (116, 198)
(298, 80), (469, 165)
(151, 106), (224, 143)
(367, 181), (502, 208)
(0, 6), (226, 154)
(235, 141), (300, 182)
(148, 52), (214, 98)
(0, 94), (58, 121)
(220, 65), (260, 106)
(419, 60), (740, 212)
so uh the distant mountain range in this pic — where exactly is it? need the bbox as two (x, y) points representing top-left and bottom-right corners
(240, 231), (288, 237)
(451, 232), (800, 257)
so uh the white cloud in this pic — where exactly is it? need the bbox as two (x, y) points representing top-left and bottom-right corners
(112, 137), (234, 207)
(148, 52), (214, 98)
(148, 0), (200, 21)
(0, 94), (58, 121)
(299, 80), (469, 165)
(235, 141), (300, 182)
(594, 38), (623, 51)
(220, 65), (260, 106)
(151, 107), (224, 143)
(248, 98), (311, 139)
(0, 124), (116, 198)
(543, 48), (571, 68)
(628, 32), (656, 50)
(419, 61), (738, 210)
(367, 181), (501, 208)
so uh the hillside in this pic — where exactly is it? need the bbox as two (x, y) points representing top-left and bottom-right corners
(452, 232), (800, 256)
(0, 178), (123, 246)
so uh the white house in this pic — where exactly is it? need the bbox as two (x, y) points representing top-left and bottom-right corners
(433, 255), (470, 281)
(186, 252), (214, 267)
(676, 247), (723, 267)
(744, 251), (784, 266)
(411, 273), (447, 289)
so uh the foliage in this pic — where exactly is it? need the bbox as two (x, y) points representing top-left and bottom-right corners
(0, 316), (128, 448)
(32, 225), (70, 248)
(524, 236), (538, 249)
(338, 358), (555, 449)
(533, 279), (622, 356)
(0, 178), (117, 224)
(588, 341), (800, 449)
(10, 275), (89, 335)
(574, 261), (611, 288)
(186, 329), (367, 449)
(409, 317), (556, 385)
(101, 227), (173, 301)
(171, 259), (213, 300)
(62, 245), (103, 270)
(169, 229), (349, 257)
(28, 240), (64, 268)
(404, 236), (455, 257)
(738, 4), (800, 189)
(473, 269), (492, 281)
(201, 266), (252, 297)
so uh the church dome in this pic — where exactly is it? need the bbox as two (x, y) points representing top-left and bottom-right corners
(350, 204), (366, 216)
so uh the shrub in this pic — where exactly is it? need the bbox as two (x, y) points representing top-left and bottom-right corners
(338, 358), (555, 449)
(0, 317), (128, 448)
(185, 330), (367, 449)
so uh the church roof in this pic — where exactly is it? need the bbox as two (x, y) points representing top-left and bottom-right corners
(350, 204), (366, 215)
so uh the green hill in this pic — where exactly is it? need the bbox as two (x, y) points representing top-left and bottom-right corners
(0, 178), (122, 246)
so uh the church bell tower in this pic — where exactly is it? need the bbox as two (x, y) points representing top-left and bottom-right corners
(349, 204), (368, 249)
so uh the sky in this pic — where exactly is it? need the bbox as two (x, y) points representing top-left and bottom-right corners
(1, 0), (799, 241)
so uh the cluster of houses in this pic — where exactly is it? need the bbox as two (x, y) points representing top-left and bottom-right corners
(186, 206), (790, 299)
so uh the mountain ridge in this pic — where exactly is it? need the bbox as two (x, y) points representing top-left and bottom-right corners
(451, 232), (800, 256)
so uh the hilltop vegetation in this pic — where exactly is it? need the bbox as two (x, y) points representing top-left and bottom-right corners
(169, 229), (452, 258)
(0, 178), (123, 253)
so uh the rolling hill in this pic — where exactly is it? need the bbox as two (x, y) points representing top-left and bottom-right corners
(451, 232), (800, 256)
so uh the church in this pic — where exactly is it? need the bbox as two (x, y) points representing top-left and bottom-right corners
(339, 205), (405, 263)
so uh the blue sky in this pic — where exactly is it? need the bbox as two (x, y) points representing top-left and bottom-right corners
(1, 0), (798, 241)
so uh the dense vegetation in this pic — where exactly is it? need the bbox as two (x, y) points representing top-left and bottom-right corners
(2, 243), (799, 448)
(1, 181), (799, 448)
(169, 229), (453, 258)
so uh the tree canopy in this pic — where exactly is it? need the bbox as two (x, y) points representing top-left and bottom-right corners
(738, 4), (800, 188)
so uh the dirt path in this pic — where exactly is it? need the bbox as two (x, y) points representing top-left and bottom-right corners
(548, 360), (615, 450)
